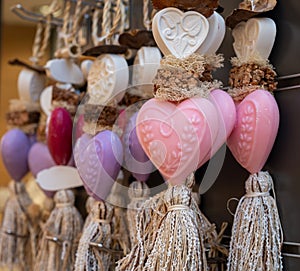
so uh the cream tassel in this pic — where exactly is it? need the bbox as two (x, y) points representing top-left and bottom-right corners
(143, 183), (207, 271)
(107, 181), (130, 256)
(82, 196), (96, 231)
(117, 174), (208, 271)
(227, 171), (283, 271)
(126, 181), (150, 247)
(74, 200), (113, 271)
(0, 181), (41, 271)
(34, 189), (83, 271)
(116, 190), (166, 271)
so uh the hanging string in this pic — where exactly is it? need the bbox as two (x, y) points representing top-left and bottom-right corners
(100, 0), (113, 44)
(143, 0), (151, 30)
(61, 0), (71, 46)
(107, 0), (126, 40)
(30, 22), (44, 65)
(30, 0), (61, 65)
(69, 0), (90, 46)
(92, 5), (103, 46)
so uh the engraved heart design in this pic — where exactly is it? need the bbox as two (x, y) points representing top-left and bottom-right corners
(232, 18), (276, 61)
(136, 97), (218, 185)
(152, 7), (209, 58)
(227, 89), (279, 174)
(87, 54), (128, 104)
(74, 131), (123, 200)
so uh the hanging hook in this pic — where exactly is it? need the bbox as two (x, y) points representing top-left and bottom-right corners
(11, 4), (62, 26)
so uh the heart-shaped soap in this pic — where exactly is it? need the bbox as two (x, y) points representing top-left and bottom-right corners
(132, 47), (161, 97)
(227, 89), (279, 174)
(47, 108), (73, 166)
(136, 97), (218, 185)
(74, 130), (123, 200)
(197, 11), (226, 55)
(152, 7), (209, 58)
(28, 142), (74, 177)
(200, 89), (236, 165)
(123, 112), (154, 182)
(1, 129), (31, 182)
(45, 58), (85, 86)
(232, 18), (276, 61)
(87, 54), (128, 104)
(17, 69), (46, 103)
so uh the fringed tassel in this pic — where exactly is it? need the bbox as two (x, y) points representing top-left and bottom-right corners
(116, 190), (166, 271)
(192, 191), (229, 270)
(227, 171), (283, 271)
(143, 184), (207, 271)
(126, 181), (150, 247)
(83, 196), (96, 230)
(34, 189), (83, 271)
(0, 181), (40, 271)
(107, 181), (130, 256)
(74, 200), (113, 271)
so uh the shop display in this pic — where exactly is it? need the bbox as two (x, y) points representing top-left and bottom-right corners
(0, 0), (289, 270)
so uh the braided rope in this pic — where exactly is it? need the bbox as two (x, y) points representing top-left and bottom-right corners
(143, 0), (151, 30)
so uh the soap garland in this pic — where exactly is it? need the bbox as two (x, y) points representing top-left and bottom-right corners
(0, 2), (61, 269)
(74, 1), (130, 268)
(117, 2), (234, 269)
(225, 3), (283, 270)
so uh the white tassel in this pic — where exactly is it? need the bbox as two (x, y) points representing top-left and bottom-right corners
(74, 200), (113, 271)
(126, 181), (150, 247)
(227, 171), (283, 271)
(143, 184), (207, 271)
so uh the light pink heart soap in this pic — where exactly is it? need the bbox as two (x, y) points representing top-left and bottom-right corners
(227, 89), (279, 174)
(136, 97), (218, 185)
(200, 89), (236, 165)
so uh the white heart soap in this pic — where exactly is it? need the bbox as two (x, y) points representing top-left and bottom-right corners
(197, 12), (225, 55)
(232, 17), (276, 61)
(45, 58), (85, 86)
(18, 69), (46, 103)
(152, 7), (209, 58)
(87, 54), (128, 104)
(132, 46), (161, 97)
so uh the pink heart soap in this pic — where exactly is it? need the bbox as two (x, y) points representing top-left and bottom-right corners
(136, 97), (218, 185)
(227, 89), (279, 174)
(200, 89), (236, 165)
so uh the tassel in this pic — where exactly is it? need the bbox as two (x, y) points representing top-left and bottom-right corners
(34, 189), (83, 271)
(126, 181), (150, 247)
(107, 181), (130, 256)
(116, 190), (166, 271)
(143, 184), (207, 271)
(118, 174), (208, 271)
(0, 181), (40, 271)
(74, 200), (114, 271)
(83, 196), (96, 230)
(227, 171), (283, 271)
